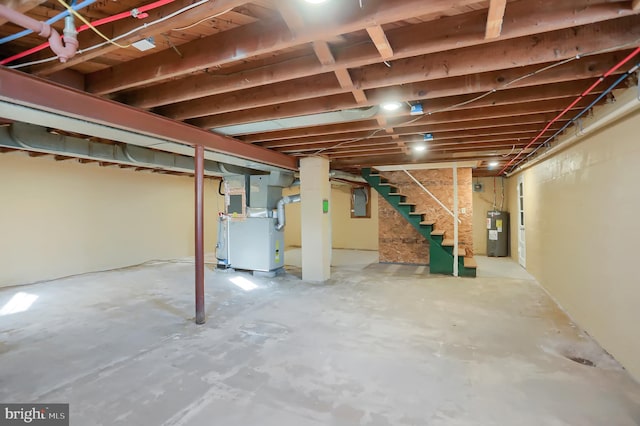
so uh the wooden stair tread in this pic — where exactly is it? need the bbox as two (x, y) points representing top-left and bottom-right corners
(431, 230), (445, 236)
(398, 202), (415, 206)
(420, 220), (435, 226)
(463, 257), (478, 269)
(378, 183), (395, 186)
(409, 211), (426, 216)
(442, 240), (467, 256)
(388, 193), (406, 197)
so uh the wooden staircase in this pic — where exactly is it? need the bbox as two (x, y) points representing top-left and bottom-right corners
(362, 168), (477, 277)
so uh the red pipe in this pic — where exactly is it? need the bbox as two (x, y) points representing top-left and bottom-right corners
(1, 0), (175, 66)
(0, 4), (78, 63)
(498, 46), (640, 175)
(195, 144), (205, 325)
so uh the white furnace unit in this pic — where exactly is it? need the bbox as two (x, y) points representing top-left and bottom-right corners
(216, 172), (299, 274)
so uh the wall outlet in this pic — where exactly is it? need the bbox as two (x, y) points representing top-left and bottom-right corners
(460, 208), (467, 214)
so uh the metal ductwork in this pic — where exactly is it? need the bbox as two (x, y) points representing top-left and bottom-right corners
(276, 194), (301, 231)
(0, 122), (263, 176)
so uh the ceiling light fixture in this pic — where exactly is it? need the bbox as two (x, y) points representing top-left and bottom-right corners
(488, 161), (499, 168)
(381, 101), (402, 111)
(304, 0), (328, 3)
(413, 144), (427, 152)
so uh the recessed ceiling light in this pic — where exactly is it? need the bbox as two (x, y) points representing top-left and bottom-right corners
(488, 161), (499, 167)
(413, 144), (427, 152)
(381, 101), (402, 111)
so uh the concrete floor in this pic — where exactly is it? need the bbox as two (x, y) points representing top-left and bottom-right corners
(1, 251), (639, 425)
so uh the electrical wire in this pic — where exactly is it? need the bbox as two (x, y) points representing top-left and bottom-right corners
(499, 46), (640, 175)
(0, 0), (97, 45)
(8, 0), (210, 69)
(171, 8), (233, 31)
(505, 61), (640, 173)
(56, 0), (131, 48)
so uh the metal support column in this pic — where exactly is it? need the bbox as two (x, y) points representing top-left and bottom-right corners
(195, 144), (205, 324)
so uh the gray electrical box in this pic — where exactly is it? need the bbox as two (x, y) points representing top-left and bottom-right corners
(487, 211), (509, 257)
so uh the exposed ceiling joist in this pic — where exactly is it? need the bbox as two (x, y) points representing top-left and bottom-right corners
(485, 0), (507, 39)
(85, 0), (464, 95)
(366, 25), (394, 59)
(2, 0), (637, 175)
(120, 0), (638, 109)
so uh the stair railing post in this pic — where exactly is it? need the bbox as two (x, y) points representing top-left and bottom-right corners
(453, 163), (459, 277)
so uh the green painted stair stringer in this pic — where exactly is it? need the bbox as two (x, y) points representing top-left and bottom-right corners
(362, 168), (476, 277)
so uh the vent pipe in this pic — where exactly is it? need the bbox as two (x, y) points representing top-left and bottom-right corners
(276, 194), (301, 230)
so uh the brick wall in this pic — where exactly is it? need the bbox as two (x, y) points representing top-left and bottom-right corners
(378, 168), (473, 264)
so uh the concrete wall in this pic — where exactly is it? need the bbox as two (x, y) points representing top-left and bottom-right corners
(378, 168), (473, 264)
(0, 153), (222, 287)
(472, 177), (508, 255)
(506, 108), (640, 381)
(284, 185), (379, 250)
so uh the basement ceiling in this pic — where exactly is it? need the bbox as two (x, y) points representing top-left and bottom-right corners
(0, 0), (639, 176)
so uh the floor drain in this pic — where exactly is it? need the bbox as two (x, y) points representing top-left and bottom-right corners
(567, 356), (596, 367)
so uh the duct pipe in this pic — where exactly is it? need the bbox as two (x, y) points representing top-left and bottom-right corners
(276, 194), (301, 231)
(0, 5), (78, 62)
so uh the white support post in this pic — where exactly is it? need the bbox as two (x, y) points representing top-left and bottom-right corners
(453, 163), (459, 277)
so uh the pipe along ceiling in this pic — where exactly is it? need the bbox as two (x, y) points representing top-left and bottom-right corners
(0, 122), (272, 177)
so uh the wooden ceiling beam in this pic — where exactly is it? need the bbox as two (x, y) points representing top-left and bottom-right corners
(238, 75), (610, 143)
(366, 25), (394, 59)
(120, 0), (639, 108)
(165, 30), (629, 121)
(352, 17), (640, 91)
(225, 96), (593, 148)
(485, 0), (508, 39)
(190, 50), (625, 128)
(84, 0), (466, 95)
(633, 0), (640, 10)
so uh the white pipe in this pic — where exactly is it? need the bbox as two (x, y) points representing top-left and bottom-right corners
(276, 194), (301, 230)
(453, 163), (459, 278)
